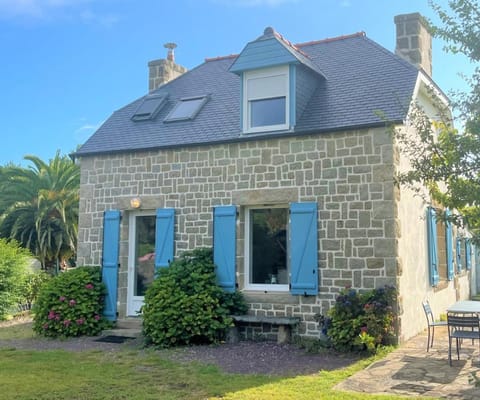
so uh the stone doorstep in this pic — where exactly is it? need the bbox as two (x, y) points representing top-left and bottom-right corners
(101, 318), (143, 338)
(101, 327), (142, 338)
(115, 317), (142, 330)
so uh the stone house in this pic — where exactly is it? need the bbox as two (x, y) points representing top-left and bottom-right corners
(75, 13), (475, 343)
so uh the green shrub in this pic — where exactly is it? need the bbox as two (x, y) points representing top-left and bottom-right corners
(142, 248), (237, 347)
(0, 239), (30, 320)
(18, 270), (51, 311)
(220, 290), (248, 315)
(325, 285), (396, 353)
(32, 267), (110, 337)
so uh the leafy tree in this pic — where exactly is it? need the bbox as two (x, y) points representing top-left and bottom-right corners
(396, 1), (480, 238)
(0, 239), (31, 320)
(0, 151), (79, 270)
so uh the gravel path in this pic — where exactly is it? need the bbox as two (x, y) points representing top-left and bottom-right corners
(0, 318), (359, 376)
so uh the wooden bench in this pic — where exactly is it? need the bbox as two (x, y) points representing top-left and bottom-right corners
(228, 315), (300, 344)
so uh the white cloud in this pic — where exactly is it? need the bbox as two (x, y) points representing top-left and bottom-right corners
(212, 0), (299, 7)
(0, 0), (88, 18)
(74, 121), (102, 143)
(0, 0), (118, 26)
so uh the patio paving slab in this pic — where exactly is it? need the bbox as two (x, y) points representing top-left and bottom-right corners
(336, 326), (480, 399)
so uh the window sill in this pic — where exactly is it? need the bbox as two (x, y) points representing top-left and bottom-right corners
(242, 291), (299, 304)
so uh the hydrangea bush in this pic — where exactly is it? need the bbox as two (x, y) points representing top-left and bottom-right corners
(33, 267), (110, 337)
(142, 248), (243, 347)
(321, 285), (396, 353)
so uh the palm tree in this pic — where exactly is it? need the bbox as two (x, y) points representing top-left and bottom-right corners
(0, 152), (80, 271)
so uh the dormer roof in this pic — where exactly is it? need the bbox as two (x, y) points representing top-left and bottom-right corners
(229, 27), (325, 77)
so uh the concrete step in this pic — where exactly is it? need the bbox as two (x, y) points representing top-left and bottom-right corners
(101, 327), (142, 338)
(101, 318), (143, 338)
(115, 318), (142, 330)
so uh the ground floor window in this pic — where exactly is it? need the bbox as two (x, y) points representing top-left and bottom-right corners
(245, 206), (289, 291)
(436, 218), (447, 281)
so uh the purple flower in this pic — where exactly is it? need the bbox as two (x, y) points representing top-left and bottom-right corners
(76, 318), (85, 325)
(48, 310), (56, 320)
(85, 283), (94, 290)
(69, 299), (76, 306)
(94, 314), (100, 321)
(59, 296), (66, 302)
(63, 319), (71, 326)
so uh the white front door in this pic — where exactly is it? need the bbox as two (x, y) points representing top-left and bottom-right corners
(127, 211), (156, 316)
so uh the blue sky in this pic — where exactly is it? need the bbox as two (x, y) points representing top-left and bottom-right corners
(0, 0), (473, 166)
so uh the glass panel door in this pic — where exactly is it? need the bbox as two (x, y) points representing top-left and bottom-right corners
(128, 212), (155, 315)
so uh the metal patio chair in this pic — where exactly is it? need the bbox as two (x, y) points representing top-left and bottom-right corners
(447, 313), (480, 366)
(422, 300), (447, 352)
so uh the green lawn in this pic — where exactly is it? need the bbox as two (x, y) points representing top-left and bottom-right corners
(0, 323), (432, 400)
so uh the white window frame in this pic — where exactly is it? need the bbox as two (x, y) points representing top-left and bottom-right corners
(243, 65), (289, 133)
(244, 205), (290, 292)
(127, 210), (156, 316)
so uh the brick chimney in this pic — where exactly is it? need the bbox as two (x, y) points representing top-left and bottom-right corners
(394, 13), (432, 76)
(148, 42), (187, 92)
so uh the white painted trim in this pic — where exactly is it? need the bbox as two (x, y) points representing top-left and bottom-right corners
(409, 71), (452, 122)
(127, 210), (155, 316)
(244, 205), (290, 292)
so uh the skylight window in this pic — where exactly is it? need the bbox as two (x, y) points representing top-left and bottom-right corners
(164, 96), (208, 122)
(131, 93), (168, 121)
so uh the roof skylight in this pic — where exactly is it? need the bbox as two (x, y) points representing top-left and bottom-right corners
(131, 93), (168, 121)
(164, 95), (209, 122)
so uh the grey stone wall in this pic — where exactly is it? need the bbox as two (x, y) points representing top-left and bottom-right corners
(394, 12), (432, 76)
(77, 127), (397, 338)
(148, 58), (187, 92)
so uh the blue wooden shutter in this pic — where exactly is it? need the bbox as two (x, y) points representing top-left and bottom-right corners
(466, 239), (472, 270)
(456, 237), (463, 272)
(102, 210), (121, 321)
(445, 209), (454, 280)
(213, 205), (236, 292)
(154, 208), (175, 271)
(426, 207), (439, 287)
(290, 202), (318, 295)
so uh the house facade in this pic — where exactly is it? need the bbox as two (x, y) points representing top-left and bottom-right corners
(75, 13), (475, 343)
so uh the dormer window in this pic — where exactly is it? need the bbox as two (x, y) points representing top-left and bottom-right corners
(243, 65), (289, 133)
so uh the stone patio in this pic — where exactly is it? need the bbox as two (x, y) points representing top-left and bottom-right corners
(336, 326), (480, 399)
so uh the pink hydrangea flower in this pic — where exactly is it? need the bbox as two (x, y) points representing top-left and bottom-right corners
(63, 319), (71, 326)
(48, 310), (56, 320)
(59, 296), (66, 302)
(69, 299), (76, 306)
(94, 314), (100, 321)
(85, 283), (94, 290)
(76, 318), (85, 325)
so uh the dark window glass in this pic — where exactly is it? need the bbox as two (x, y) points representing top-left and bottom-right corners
(134, 215), (156, 296)
(250, 97), (286, 128)
(165, 97), (207, 121)
(250, 208), (288, 285)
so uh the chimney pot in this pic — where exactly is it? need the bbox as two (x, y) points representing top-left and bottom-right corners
(164, 42), (177, 62)
(148, 43), (187, 92)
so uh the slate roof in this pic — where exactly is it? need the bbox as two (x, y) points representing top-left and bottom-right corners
(75, 31), (419, 157)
